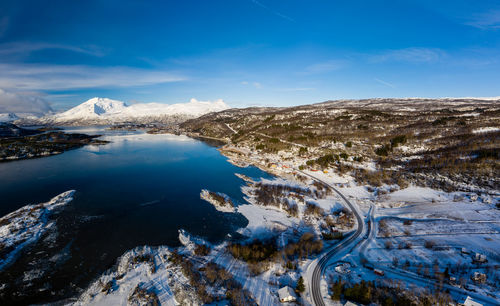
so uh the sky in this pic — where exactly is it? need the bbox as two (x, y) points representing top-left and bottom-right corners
(0, 0), (499, 112)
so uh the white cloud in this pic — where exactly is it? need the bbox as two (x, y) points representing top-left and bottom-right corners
(304, 60), (346, 74)
(465, 10), (500, 29)
(251, 0), (294, 22)
(0, 42), (106, 57)
(276, 87), (315, 92)
(0, 89), (52, 115)
(253, 82), (262, 89)
(240, 81), (262, 89)
(0, 63), (186, 91)
(371, 48), (445, 63)
(374, 78), (395, 88)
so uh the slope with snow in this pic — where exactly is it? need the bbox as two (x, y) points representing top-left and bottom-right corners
(43, 97), (229, 125)
(0, 113), (19, 122)
(0, 191), (75, 271)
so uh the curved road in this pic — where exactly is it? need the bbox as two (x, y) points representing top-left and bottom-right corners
(299, 170), (498, 306)
(359, 206), (499, 306)
(298, 171), (365, 306)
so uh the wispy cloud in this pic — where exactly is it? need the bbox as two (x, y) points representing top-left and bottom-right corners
(374, 78), (395, 88)
(371, 47), (445, 63)
(304, 60), (346, 74)
(0, 63), (186, 91)
(0, 42), (107, 58)
(241, 81), (262, 89)
(465, 10), (500, 29)
(276, 87), (315, 92)
(0, 88), (52, 115)
(251, 0), (294, 22)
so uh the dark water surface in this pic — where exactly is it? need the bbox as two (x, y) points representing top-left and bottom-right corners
(0, 127), (270, 304)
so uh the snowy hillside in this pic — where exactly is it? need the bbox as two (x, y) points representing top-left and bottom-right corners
(0, 113), (19, 122)
(42, 97), (230, 125)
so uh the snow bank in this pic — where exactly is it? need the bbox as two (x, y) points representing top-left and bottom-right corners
(472, 127), (500, 134)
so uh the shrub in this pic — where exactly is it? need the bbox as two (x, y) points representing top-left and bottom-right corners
(304, 202), (324, 216)
(296, 276), (305, 293)
(194, 244), (211, 256)
(375, 144), (391, 156)
(390, 135), (407, 148)
(424, 240), (436, 249)
(322, 232), (343, 240)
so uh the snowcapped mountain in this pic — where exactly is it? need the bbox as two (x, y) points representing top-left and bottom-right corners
(41, 97), (229, 125)
(0, 113), (19, 122)
(52, 98), (127, 121)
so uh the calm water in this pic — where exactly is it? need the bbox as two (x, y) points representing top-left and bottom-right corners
(0, 127), (270, 303)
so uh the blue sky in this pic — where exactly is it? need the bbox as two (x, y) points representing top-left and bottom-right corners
(0, 0), (499, 111)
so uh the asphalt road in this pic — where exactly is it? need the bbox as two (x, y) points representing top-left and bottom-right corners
(298, 171), (364, 306)
(298, 170), (498, 305)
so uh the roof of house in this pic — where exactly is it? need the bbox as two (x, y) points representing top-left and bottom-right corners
(463, 296), (483, 306)
(278, 286), (297, 300)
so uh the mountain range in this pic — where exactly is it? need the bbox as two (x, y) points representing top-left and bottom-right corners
(21, 97), (229, 125)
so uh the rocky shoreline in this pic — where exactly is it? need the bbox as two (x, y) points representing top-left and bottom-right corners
(0, 123), (109, 162)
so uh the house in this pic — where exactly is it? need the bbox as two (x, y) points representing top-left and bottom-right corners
(278, 286), (297, 303)
(473, 253), (487, 263)
(461, 296), (483, 306)
(471, 272), (486, 284)
(374, 269), (385, 276)
(335, 263), (351, 274)
(481, 196), (492, 204)
(469, 194), (478, 201)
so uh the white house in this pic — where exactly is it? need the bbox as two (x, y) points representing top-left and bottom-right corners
(278, 286), (297, 303)
(462, 296), (483, 306)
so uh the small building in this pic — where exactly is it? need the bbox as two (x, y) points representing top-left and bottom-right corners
(278, 286), (297, 303)
(335, 263), (351, 274)
(473, 253), (487, 263)
(374, 269), (385, 276)
(471, 272), (486, 284)
(469, 194), (478, 201)
(462, 296), (483, 306)
(481, 196), (492, 204)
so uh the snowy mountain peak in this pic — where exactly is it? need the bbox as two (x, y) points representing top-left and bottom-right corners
(0, 113), (19, 122)
(83, 97), (127, 114)
(45, 97), (230, 125)
(56, 97), (127, 120)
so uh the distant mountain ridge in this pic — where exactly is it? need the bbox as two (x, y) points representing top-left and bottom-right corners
(33, 97), (229, 125)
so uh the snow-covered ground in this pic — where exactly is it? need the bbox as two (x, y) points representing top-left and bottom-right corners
(0, 190), (75, 271)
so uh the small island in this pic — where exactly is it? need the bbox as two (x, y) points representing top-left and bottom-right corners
(200, 189), (235, 212)
(0, 123), (108, 162)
